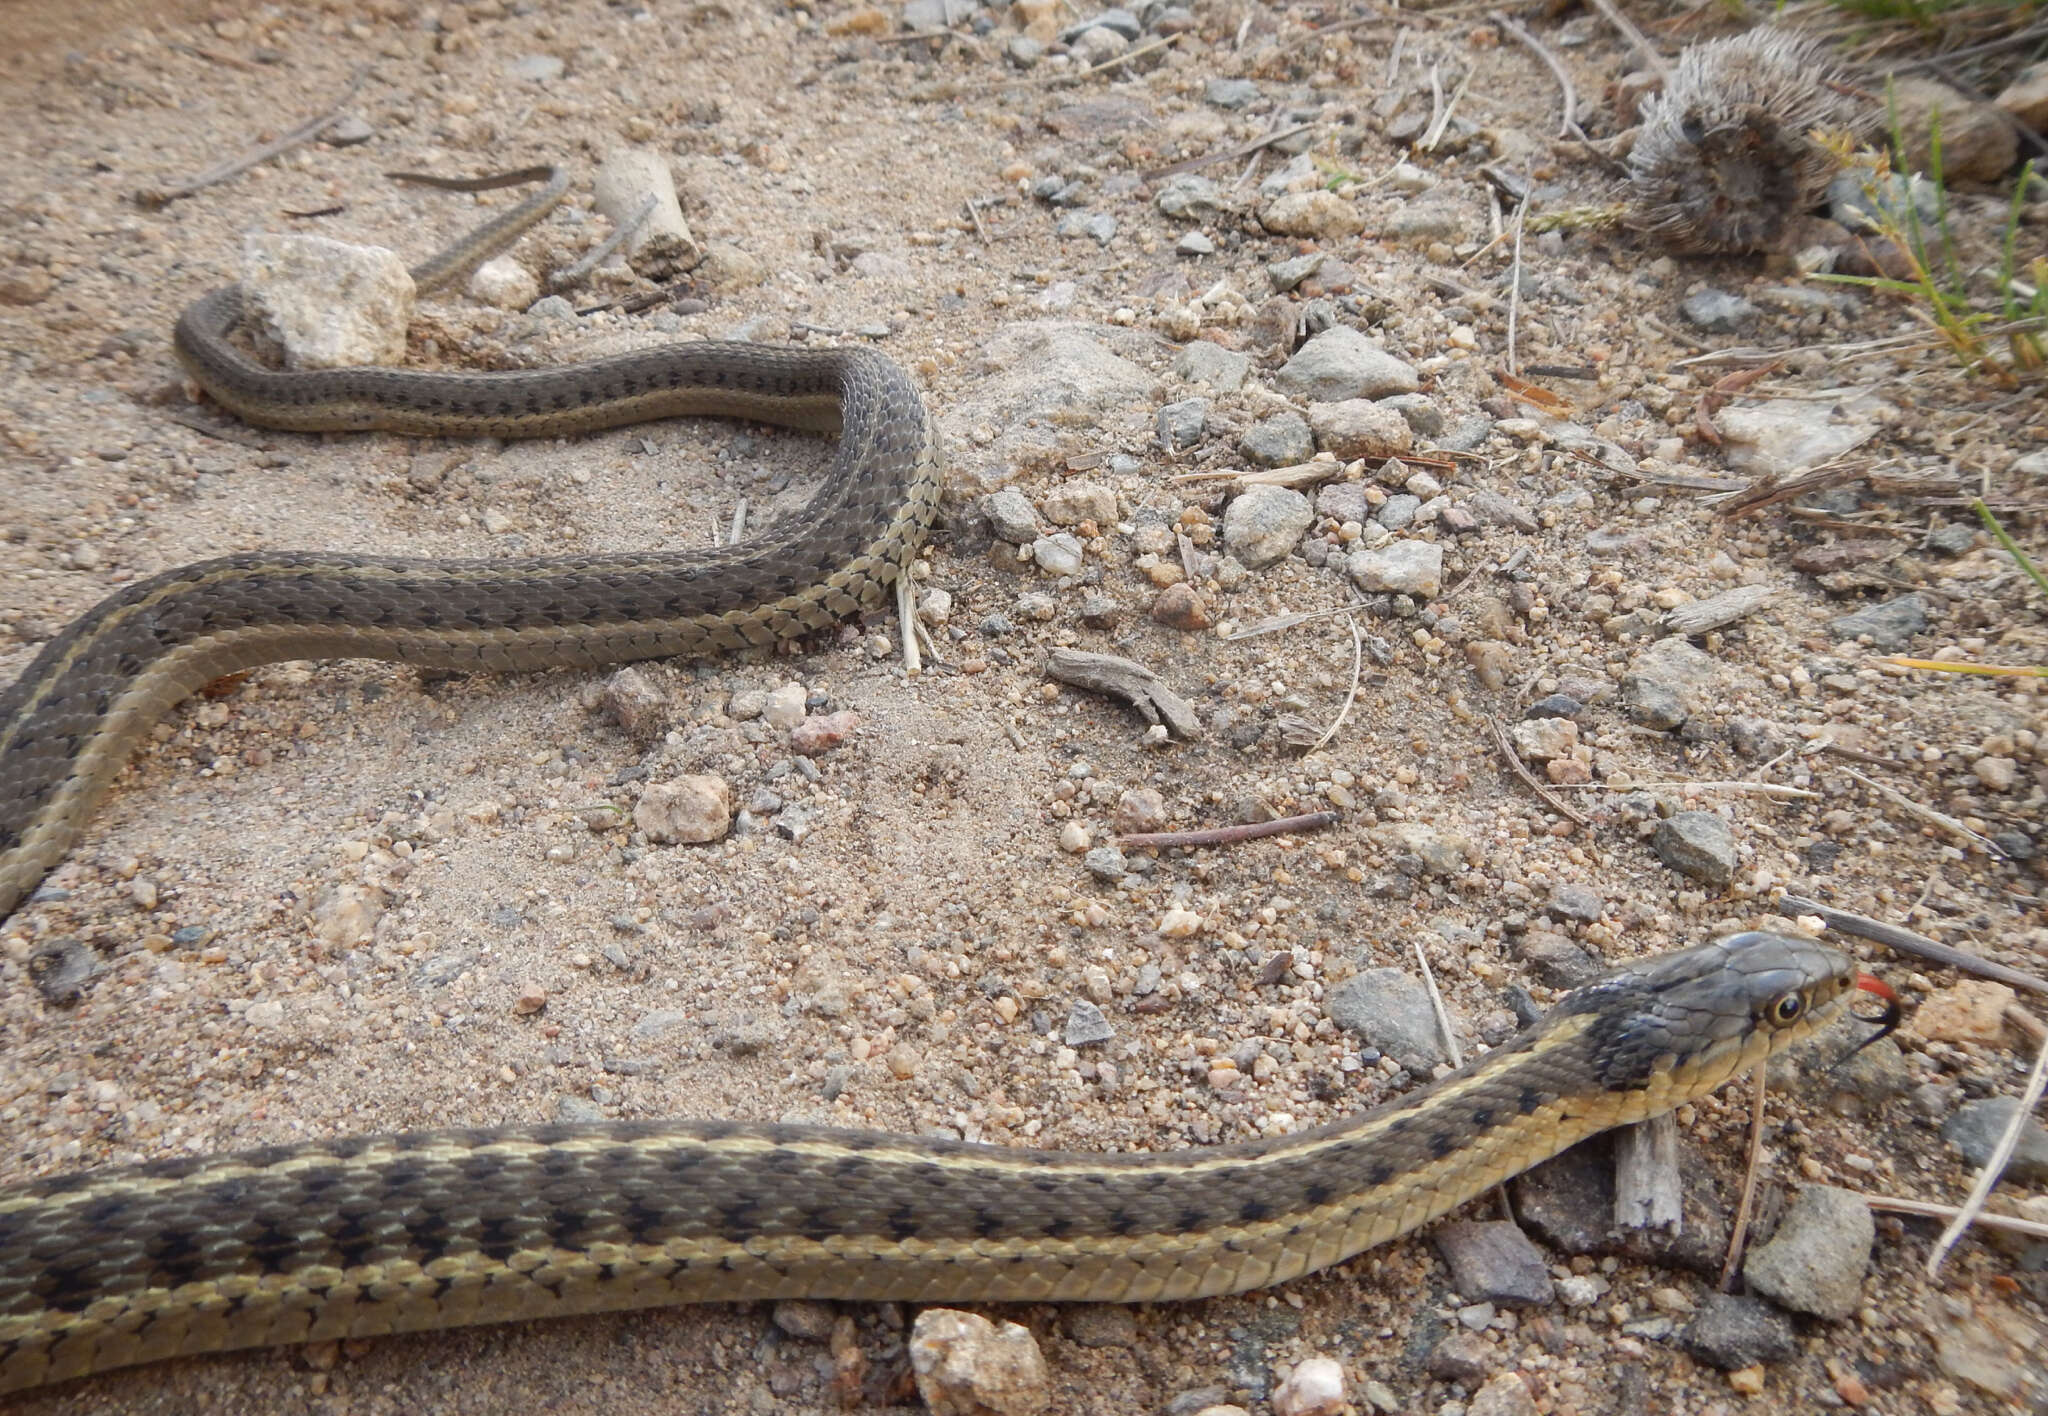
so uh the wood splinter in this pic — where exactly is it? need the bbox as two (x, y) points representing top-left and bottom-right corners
(1118, 810), (1340, 851)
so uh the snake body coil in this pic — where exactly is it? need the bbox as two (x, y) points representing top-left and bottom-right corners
(1, 934), (1865, 1392)
(0, 168), (941, 921)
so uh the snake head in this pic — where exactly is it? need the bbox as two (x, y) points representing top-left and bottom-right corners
(1559, 931), (1859, 1093)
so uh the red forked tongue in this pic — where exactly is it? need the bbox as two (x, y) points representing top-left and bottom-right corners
(1847, 973), (1903, 1054)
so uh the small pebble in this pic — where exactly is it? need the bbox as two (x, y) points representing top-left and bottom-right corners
(909, 1309), (1050, 1416)
(1271, 1356), (1345, 1416)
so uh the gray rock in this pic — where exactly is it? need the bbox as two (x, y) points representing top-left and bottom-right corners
(1064, 999), (1115, 1046)
(1260, 190), (1363, 239)
(1385, 201), (1464, 244)
(28, 938), (97, 1006)
(1926, 522), (1977, 555)
(1680, 289), (1758, 332)
(322, 114), (374, 146)
(1156, 397), (1208, 451)
(1463, 489), (1537, 532)
(1743, 1185), (1873, 1320)
(1829, 594), (1930, 649)
(1725, 718), (1784, 762)
(1369, 821), (1472, 876)
(1514, 1133), (1731, 1275)
(1310, 398), (1413, 460)
(1830, 169), (1941, 231)
(1623, 677), (1689, 731)
(1071, 28), (1128, 61)
(1079, 593), (1122, 628)
(1267, 253), (1325, 292)
(1155, 174), (1228, 221)
(1380, 393), (1445, 438)
(1621, 636), (1724, 729)
(773, 1299), (839, 1340)
(1055, 211), (1117, 245)
(1172, 341), (1250, 392)
(1083, 846), (1128, 881)
(1375, 493), (1421, 530)
(985, 489), (1040, 544)
(1512, 929), (1601, 988)
(1545, 885), (1604, 924)
(1242, 411), (1315, 467)
(1680, 1292), (1799, 1370)
(1943, 1098), (2048, 1183)
(1176, 231), (1214, 256)
(1347, 540), (1443, 597)
(631, 1009), (692, 1041)
(1222, 485), (1313, 569)
(1204, 77), (1260, 109)
(1652, 811), (1738, 884)
(1526, 694), (1584, 720)
(1325, 967), (1446, 1067)
(1006, 34), (1044, 67)
(554, 1094), (606, 1123)
(1434, 1221), (1556, 1306)
(1061, 1306), (1137, 1348)
(1273, 326), (1420, 401)
(1425, 1331), (1491, 1383)
(1032, 174), (1083, 205)
(1062, 6), (1141, 39)
(1316, 482), (1369, 524)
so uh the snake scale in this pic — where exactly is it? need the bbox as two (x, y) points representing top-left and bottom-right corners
(0, 170), (1899, 1396)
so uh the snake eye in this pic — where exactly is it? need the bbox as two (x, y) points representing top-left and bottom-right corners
(1768, 992), (1805, 1026)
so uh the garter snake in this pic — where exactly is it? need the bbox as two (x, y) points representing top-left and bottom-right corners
(0, 165), (942, 922)
(0, 932), (1896, 1392)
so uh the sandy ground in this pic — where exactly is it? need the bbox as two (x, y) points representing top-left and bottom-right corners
(2, 0), (2045, 1413)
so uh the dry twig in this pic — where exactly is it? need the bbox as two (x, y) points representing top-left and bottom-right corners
(139, 67), (369, 208)
(1927, 1024), (2048, 1278)
(1491, 12), (1577, 137)
(1582, 0), (1666, 75)
(1413, 939), (1463, 1069)
(1488, 717), (1590, 827)
(1838, 766), (2008, 858)
(1118, 812), (1340, 851)
(1306, 621), (1365, 757)
(1011, 33), (1178, 88)
(1778, 895), (2048, 996)
(1719, 1064), (1771, 1290)
(1141, 124), (1316, 181)
(549, 193), (658, 293)
(1854, 1193), (2048, 1240)
(1504, 192), (1530, 375)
